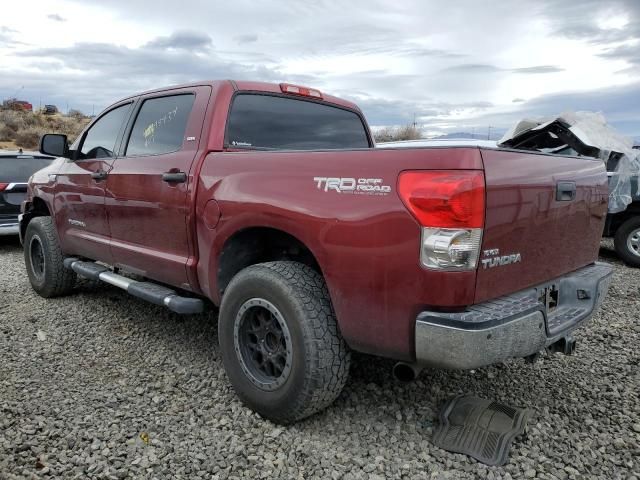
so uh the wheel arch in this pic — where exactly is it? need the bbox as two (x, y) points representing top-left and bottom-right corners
(216, 226), (324, 300)
(20, 196), (52, 240)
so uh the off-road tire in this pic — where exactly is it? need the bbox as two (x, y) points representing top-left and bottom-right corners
(219, 261), (351, 424)
(24, 216), (76, 297)
(614, 216), (640, 268)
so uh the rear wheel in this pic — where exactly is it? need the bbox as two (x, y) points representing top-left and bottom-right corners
(219, 261), (350, 424)
(24, 217), (76, 297)
(614, 217), (640, 268)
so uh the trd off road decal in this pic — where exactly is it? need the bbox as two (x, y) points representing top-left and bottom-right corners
(313, 177), (391, 196)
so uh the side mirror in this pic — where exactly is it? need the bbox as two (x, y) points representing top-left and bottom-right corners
(40, 133), (69, 158)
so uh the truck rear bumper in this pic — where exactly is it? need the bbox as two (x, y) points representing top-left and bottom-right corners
(0, 215), (19, 236)
(0, 224), (19, 236)
(415, 262), (612, 369)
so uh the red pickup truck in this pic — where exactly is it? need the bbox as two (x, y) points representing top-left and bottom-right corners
(22, 80), (612, 424)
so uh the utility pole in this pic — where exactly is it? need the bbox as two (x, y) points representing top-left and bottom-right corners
(412, 113), (417, 129)
(487, 126), (492, 140)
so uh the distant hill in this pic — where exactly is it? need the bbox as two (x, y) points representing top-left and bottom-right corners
(430, 130), (507, 141)
(0, 109), (90, 150)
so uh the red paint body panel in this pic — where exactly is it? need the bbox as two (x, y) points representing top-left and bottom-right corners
(475, 149), (608, 302)
(195, 148), (482, 359)
(54, 158), (115, 264)
(105, 86), (212, 289)
(24, 80), (609, 362)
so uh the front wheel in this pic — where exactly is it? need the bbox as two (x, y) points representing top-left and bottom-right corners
(614, 217), (640, 268)
(218, 261), (351, 424)
(24, 216), (76, 297)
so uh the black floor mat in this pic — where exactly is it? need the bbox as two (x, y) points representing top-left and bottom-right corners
(432, 395), (530, 466)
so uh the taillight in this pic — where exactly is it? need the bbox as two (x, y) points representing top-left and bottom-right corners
(279, 83), (323, 99)
(398, 170), (485, 271)
(0, 183), (8, 191)
(398, 171), (484, 228)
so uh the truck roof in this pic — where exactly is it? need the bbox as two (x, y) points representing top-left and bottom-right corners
(118, 80), (361, 112)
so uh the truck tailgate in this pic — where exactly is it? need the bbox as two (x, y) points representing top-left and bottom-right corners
(475, 148), (608, 303)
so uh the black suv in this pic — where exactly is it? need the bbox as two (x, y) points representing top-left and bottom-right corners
(0, 151), (55, 236)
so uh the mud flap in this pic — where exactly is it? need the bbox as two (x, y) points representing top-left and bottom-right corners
(432, 395), (530, 466)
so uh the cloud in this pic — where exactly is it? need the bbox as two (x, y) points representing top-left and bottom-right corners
(542, 0), (640, 76)
(355, 95), (494, 127)
(441, 64), (501, 74)
(145, 30), (213, 51)
(7, 38), (287, 112)
(462, 81), (640, 136)
(599, 44), (640, 71)
(545, 0), (640, 43)
(442, 64), (564, 75)
(47, 13), (66, 22)
(234, 34), (258, 44)
(0, 26), (22, 48)
(510, 65), (564, 74)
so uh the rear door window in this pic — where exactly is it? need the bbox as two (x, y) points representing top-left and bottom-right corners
(226, 94), (370, 150)
(125, 94), (195, 156)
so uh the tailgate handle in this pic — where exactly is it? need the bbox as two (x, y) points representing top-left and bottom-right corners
(556, 181), (576, 201)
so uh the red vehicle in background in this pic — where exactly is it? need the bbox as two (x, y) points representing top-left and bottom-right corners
(2, 98), (33, 111)
(21, 80), (611, 423)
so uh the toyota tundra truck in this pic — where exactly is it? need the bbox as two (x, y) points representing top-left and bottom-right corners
(21, 80), (612, 424)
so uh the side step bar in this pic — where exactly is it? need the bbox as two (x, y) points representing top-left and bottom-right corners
(63, 258), (205, 314)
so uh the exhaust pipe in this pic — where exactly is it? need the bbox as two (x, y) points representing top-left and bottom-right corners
(392, 362), (423, 382)
(547, 336), (576, 356)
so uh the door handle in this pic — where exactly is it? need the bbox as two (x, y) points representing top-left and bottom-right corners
(162, 171), (187, 183)
(556, 181), (576, 201)
(91, 170), (107, 181)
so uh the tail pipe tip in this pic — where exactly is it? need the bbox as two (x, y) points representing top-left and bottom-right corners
(392, 362), (423, 382)
(548, 335), (577, 356)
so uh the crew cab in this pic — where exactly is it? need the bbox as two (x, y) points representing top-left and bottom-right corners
(22, 81), (612, 424)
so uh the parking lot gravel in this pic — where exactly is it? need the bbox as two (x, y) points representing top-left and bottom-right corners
(0, 235), (638, 480)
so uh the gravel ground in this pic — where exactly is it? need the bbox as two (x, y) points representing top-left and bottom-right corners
(0, 236), (638, 480)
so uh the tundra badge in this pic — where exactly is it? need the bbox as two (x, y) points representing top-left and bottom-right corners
(481, 249), (522, 269)
(68, 219), (86, 228)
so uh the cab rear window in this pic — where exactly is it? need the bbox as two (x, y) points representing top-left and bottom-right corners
(226, 94), (370, 150)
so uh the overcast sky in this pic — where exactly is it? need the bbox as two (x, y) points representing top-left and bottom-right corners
(1, 0), (639, 137)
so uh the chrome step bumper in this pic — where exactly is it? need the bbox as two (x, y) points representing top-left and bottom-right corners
(415, 262), (613, 369)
